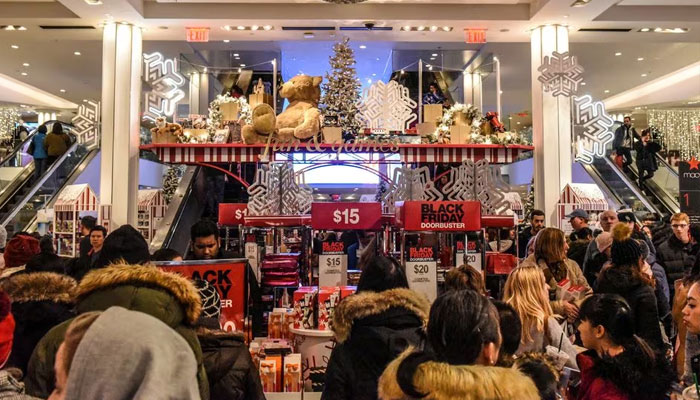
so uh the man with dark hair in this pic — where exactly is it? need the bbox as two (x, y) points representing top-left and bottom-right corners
(152, 248), (183, 262)
(89, 226), (107, 266)
(189, 219), (224, 260)
(492, 300), (522, 364)
(613, 116), (638, 169)
(79, 216), (97, 258)
(518, 210), (545, 258)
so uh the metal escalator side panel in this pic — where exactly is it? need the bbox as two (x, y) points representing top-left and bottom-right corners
(580, 161), (624, 210)
(150, 166), (206, 254)
(599, 156), (661, 214)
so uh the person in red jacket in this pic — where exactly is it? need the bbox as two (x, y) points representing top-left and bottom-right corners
(575, 294), (674, 400)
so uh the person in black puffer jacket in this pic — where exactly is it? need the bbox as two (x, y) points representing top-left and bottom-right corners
(657, 213), (695, 289)
(322, 255), (429, 400)
(194, 279), (264, 400)
(595, 224), (664, 352)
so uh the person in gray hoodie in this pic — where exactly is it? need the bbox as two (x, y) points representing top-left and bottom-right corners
(47, 307), (200, 400)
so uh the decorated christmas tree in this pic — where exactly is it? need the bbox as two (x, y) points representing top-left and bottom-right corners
(320, 37), (362, 137)
(162, 166), (181, 204)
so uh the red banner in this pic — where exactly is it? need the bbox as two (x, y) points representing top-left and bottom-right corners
(311, 202), (382, 230)
(400, 201), (481, 231)
(157, 260), (248, 333)
(218, 203), (248, 226)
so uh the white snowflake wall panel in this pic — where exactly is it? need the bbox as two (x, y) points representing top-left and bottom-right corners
(358, 80), (417, 131)
(71, 100), (100, 150)
(537, 51), (584, 98)
(142, 52), (186, 122)
(572, 95), (615, 165)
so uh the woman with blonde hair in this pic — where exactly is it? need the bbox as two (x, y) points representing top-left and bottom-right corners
(503, 265), (578, 369)
(521, 227), (592, 322)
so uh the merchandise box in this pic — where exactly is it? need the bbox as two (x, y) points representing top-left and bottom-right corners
(423, 104), (443, 124)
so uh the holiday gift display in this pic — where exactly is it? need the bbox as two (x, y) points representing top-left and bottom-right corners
(208, 94), (253, 138)
(150, 116), (183, 144)
(242, 74), (323, 144)
(358, 80), (417, 132)
(320, 38), (362, 137)
(249, 78), (274, 109)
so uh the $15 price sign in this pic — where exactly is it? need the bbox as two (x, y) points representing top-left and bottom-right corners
(311, 202), (382, 230)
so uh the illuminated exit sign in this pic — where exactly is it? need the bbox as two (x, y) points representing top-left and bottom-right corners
(465, 29), (487, 44)
(186, 27), (210, 42)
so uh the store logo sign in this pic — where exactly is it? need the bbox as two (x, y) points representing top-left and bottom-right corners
(186, 27), (210, 42)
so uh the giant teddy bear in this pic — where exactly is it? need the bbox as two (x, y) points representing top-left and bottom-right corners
(242, 74), (322, 144)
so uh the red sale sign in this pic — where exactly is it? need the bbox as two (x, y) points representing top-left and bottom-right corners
(400, 201), (481, 231)
(218, 203), (248, 226)
(157, 260), (248, 333)
(311, 202), (382, 230)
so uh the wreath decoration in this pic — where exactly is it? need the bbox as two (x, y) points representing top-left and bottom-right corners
(208, 94), (253, 136)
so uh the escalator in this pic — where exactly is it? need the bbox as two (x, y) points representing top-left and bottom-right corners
(581, 144), (679, 217)
(1, 131), (99, 236)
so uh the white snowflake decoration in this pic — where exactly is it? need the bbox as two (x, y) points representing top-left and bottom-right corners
(248, 163), (312, 216)
(358, 80), (417, 131)
(381, 166), (442, 213)
(142, 52), (186, 122)
(71, 100), (100, 150)
(573, 95), (615, 165)
(537, 51), (584, 97)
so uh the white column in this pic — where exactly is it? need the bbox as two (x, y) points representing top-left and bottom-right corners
(494, 56), (502, 118)
(100, 22), (142, 227)
(189, 72), (201, 115)
(463, 72), (482, 111)
(187, 72), (210, 116)
(531, 25), (572, 225)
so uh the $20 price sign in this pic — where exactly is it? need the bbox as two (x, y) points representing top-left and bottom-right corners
(311, 202), (382, 230)
(405, 246), (437, 303)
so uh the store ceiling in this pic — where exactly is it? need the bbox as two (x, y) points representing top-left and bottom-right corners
(0, 0), (698, 113)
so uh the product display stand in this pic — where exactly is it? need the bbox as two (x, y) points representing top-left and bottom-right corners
(288, 325), (334, 393)
(53, 184), (99, 257)
(137, 189), (166, 242)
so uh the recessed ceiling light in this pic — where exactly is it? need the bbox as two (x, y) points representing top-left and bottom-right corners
(263, 25), (272, 31)
(654, 27), (663, 32)
(431, 53), (438, 57)
(442, 26), (451, 32)
(17, 26), (26, 31)
(637, 57), (644, 61)
(615, 52), (622, 56)
(563, 14), (569, 18)
(372, 73), (376, 76)
(251, 25), (259, 31)
(85, 0), (103, 4)
(74, 51), (81, 56)
(11, 45), (18, 49)
(83, 99), (88, 102)
(240, 63), (246, 67)
(604, 90), (610, 93)
(402, 25), (411, 31)
(417, 26), (425, 31)
(429, 26), (438, 32)
(641, 73), (648, 77)
(223, 39), (230, 43)
(4, 26), (15, 31)
(22, 63), (29, 67)
(640, 28), (650, 32)
(303, 32), (314, 39)
(359, 45), (367, 49)
(581, 82), (586, 86)
(20, 104), (27, 108)
(60, 89), (66, 93)
(238, 68), (242, 73)
(233, 53), (239, 57)
(237, 26), (245, 30)
(21, 72), (27, 76)
(223, 25), (232, 31)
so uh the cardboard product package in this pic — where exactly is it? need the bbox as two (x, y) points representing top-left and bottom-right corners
(449, 125), (471, 144)
(423, 104), (443, 125)
(556, 278), (572, 300)
(416, 122), (437, 138)
(268, 310), (285, 339)
(322, 126), (343, 144)
(183, 128), (209, 143)
(284, 354), (302, 392)
(260, 359), (277, 392)
(292, 287), (317, 329)
(220, 102), (240, 122)
(249, 92), (273, 109)
(317, 287), (341, 331)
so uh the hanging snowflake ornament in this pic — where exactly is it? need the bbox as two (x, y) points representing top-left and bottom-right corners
(142, 52), (186, 122)
(537, 51), (584, 97)
(572, 95), (615, 165)
(358, 80), (417, 132)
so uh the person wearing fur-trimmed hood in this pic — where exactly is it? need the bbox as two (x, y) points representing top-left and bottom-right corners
(24, 263), (210, 400)
(322, 255), (429, 400)
(0, 272), (76, 374)
(378, 290), (539, 400)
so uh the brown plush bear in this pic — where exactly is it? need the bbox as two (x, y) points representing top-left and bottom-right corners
(242, 74), (322, 144)
(150, 116), (184, 144)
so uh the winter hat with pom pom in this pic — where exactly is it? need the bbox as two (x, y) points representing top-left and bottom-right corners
(611, 223), (643, 267)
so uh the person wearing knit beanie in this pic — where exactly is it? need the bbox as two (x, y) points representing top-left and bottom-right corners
(611, 223), (643, 267)
(1, 234), (40, 277)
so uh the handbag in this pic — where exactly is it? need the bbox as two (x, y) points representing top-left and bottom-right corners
(27, 140), (35, 155)
(485, 252), (517, 275)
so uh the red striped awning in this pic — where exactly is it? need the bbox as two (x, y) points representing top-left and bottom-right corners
(141, 143), (533, 165)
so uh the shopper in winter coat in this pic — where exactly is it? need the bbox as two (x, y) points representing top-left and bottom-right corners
(322, 255), (429, 400)
(521, 227), (592, 322)
(582, 210), (618, 274)
(634, 128), (661, 190)
(657, 213), (696, 288)
(595, 224), (665, 352)
(503, 265), (578, 369)
(194, 279), (264, 400)
(0, 290), (41, 400)
(50, 306), (201, 400)
(567, 228), (592, 270)
(23, 237), (64, 275)
(25, 263), (209, 399)
(29, 125), (48, 181)
(0, 235), (40, 279)
(0, 272), (75, 374)
(575, 294), (674, 400)
(378, 290), (540, 400)
(42, 123), (70, 164)
(518, 210), (546, 258)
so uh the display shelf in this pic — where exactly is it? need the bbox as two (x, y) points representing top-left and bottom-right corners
(137, 189), (166, 241)
(141, 143), (533, 165)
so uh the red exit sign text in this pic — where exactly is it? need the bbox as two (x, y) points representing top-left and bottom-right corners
(465, 29), (487, 44)
(186, 27), (210, 42)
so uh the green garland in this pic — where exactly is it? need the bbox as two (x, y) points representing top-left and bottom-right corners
(208, 94), (252, 136)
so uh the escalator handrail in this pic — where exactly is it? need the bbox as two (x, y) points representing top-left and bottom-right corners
(149, 166), (199, 252)
(1, 140), (80, 227)
(0, 121), (73, 166)
(655, 153), (679, 176)
(601, 156), (662, 214)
